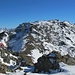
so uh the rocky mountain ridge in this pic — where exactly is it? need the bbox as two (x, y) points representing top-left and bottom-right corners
(1, 20), (75, 65)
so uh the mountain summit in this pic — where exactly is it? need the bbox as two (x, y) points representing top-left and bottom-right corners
(1, 20), (75, 74)
(6, 20), (75, 64)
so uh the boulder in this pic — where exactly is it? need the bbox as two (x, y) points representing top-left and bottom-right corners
(34, 51), (60, 73)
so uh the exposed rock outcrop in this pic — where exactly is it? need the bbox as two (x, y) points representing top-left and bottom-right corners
(34, 51), (60, 73)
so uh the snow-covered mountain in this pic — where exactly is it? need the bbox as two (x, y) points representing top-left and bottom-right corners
(1, 20), (75, 75)
(7, 20), (75, 64)
(1, 20), (75, 64)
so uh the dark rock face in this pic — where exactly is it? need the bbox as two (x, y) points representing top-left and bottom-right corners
(61, 55), (75, 65)
(33, 51), (75, 73)
(15, 22), (32, 33)
(34, 51), (60, 73)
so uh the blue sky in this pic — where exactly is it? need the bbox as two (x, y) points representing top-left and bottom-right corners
(0, 0), (75, 28)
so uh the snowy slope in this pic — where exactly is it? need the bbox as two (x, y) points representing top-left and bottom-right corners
(31, 49), (42, 63)
(1, 62), (75, 75)
(24, 63), (75, 75)
(0, 30), (9, 47)
(30, 20), (75, 58)
(1, 20), (75, 75)
(9, 23), (31, 52)
(9, 20), (75, 63)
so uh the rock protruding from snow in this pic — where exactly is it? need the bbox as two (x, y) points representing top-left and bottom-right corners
(34, 51), (60, 73)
